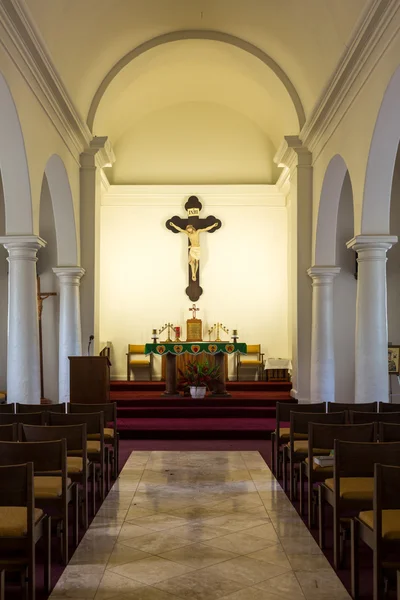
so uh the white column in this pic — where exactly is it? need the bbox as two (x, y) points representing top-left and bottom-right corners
(53, 267), (85, 404)
(0, 236), (46, 404)
(308, 266), (340, 403)
(347, 235), (397, 404)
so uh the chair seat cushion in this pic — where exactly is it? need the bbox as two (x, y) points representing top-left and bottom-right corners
(88, 428), (114, 441)
(240, 360), (262, 365)
(287, 441), (331, 454)
(279, 428), (308, 442)
(67, 457), (88, 473)
(69, 441), (101, 456)
(130, 360), (150, 366)
(304, 457), (333, 473)
(0, 507), (43, 536)
(34, 476), (71, 498)
(359, 509), (400, 540)
(325, 477), (374, 501)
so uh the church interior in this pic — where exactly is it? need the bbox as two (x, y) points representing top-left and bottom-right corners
(0, 0), (399, 599)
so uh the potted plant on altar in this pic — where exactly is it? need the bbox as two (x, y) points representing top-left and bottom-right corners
(178, 360), (220, 398)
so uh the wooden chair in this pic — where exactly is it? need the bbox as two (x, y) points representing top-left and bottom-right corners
(286, 411), (345, 501)
(68, 402), (119, 479)
(352, 464), (400, 600)
(0, 413), (45, 426)
(126, 344), (153, 381)
(271, 401), (326, 477)
(379, 403), (400, 413)
(0, 404), (14, 414)
(0, 462), (51, 600)
(16, 403), (66, 414)
(0, 423), (17, 441)
(0, 439), (78, 565)
(236, 344), (264, 381)
(48, 412), (106, 504)
(328, 401), (378, 419)
(300, 422), (376, 528)
(379, 422), (400, 442)
(20, 423), (91, 530)
(350, 411), (400, 424)
(319, 439), (400, 570)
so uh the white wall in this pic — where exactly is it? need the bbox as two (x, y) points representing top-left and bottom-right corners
(334, 173), (356, 403)
(388, 146), (400, 344)
(37, 177), (59, 401)
(0, 175), (7, 391)
(99, 184), (289, 380)
(108, 102), (280, 185)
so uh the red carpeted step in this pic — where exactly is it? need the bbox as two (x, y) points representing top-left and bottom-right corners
(116, 406), (277, 418)
(111, 380), (292, 393)
(111, 393), (293, 406)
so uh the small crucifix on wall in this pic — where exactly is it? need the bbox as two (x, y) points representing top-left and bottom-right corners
(166, 196), (222, 301)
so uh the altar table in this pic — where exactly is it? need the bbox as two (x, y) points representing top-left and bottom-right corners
(144, 342), (247, 396)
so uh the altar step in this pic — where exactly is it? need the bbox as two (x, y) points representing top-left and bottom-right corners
(111, 380), (292, 393)
(117, 406), (277, 419)
(113, 395), (291, 408)
(117, 417), (277, 439)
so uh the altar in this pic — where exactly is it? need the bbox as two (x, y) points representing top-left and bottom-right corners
(145, 342), (247, 396)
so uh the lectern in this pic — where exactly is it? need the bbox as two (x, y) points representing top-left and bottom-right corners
(69, 356), (111, 404)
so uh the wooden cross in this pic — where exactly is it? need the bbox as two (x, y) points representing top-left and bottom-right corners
(189, 304), (199, 319)
(166, 196), (222, 301)
(37, 276), (57, 401)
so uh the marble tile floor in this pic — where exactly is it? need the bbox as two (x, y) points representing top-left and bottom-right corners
(50, 451), (350, 600)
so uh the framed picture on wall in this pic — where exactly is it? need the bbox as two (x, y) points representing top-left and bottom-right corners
(388, 346), (400, 374)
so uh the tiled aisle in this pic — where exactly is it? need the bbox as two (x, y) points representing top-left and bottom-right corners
(50, 451), (350, 600)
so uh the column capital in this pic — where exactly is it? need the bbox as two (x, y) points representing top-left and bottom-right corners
(308, 266), (340, 284)
(0, 235), (46, 260)
(53, 266), (85, 285)
(347, 235), (398, 253)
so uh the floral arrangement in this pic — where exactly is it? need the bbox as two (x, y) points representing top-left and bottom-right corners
(178, 360), (220, 390)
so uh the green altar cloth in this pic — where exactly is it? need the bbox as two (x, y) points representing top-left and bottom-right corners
(145, 342), (247, 356)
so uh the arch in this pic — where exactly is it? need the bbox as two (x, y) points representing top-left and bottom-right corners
(87, 30), (306, 132)
(314, 154), (352, 265)
(362, 66), (400, 234)
(0, 73), (33, 234)
(44, 154), (78, 265)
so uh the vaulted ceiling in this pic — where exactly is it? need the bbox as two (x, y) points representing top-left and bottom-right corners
(23, 0), (369, 183)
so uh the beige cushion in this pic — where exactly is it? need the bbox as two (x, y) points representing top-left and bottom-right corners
(279, 428), (308, 442)
(0, 507), (43, 536)
(287, 441), (331, 455)
(130, 360), (150, 366)
(69, 441), (101, 456)
(359, 509), (400, 540)
(34, 476), (71, 499)
(325, 477), (374, 501)
(88, 428), (114, 441)
(67, 457), (88, 473)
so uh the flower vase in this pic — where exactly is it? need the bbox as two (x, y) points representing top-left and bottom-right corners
(189, 386), (207, 399)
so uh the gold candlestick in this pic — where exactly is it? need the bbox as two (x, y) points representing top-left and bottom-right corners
(158, 322), (174, 343)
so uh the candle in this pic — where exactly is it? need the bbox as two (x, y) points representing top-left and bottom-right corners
(175, 326), (181, 338)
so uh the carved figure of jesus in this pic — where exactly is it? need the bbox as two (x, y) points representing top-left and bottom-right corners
(169, 222), (218, 281)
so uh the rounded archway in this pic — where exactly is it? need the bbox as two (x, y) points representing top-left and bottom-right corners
(362, 65), (400, 234)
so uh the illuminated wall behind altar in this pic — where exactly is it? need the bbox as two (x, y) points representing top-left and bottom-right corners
(99, 184), (289, 380)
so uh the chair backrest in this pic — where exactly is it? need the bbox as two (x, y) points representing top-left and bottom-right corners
(20, 423), (87, 453)
(0, 403), (15, 414)
(48, 411), (104, 436)
(0, 439), (67, 475)
(328, 401), (378, 413)
(378, 422), (400, 442)
(290, 411), (345, 439)
(0, 412), (45, 426)
(68, 402), (116, 424)
(379, 402), (400, 413)
(128, 344), (145, 354)
(276, 401), (326, 431)
(334, 440), (400, 478)
(309, 422), (377, 453)
(246, 344), (261, 355)
(349, 411), (400, 425)
(0, 463), (34, 521)
(0, 423), (17, 441)
(374, 463), (400, 511)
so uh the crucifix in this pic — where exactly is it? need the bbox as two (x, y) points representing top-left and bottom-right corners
(189, 304), (199, 319)
(166, 196), (222, 301)
(37, 275), (57, 402)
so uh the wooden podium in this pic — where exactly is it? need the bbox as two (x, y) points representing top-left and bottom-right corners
(69, 356), (111, 404)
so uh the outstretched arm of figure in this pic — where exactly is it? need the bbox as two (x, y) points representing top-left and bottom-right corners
(169, 222), (186, 234)
(198, 222), (219, 233)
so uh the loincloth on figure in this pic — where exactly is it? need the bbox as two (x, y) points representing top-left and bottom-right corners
(189, 246), (201, 261)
